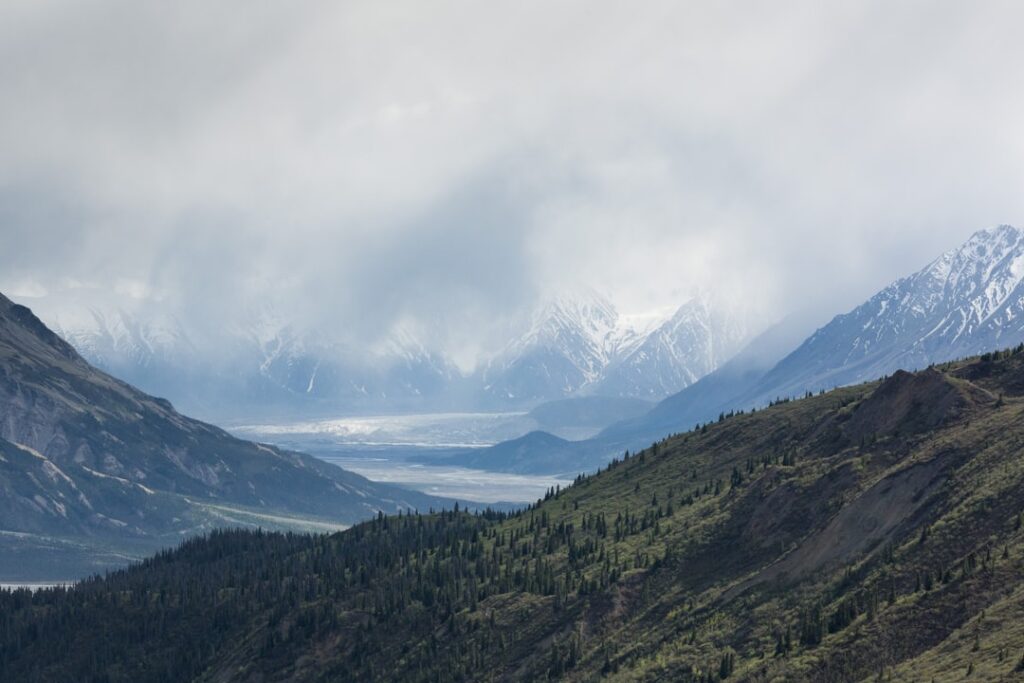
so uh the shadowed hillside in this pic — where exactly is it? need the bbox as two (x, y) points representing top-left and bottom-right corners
(2, 348), (1024, 681)
(0, 293), (448, 579)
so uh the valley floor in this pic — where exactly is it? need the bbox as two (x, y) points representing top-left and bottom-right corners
(232, 414), (578, 503)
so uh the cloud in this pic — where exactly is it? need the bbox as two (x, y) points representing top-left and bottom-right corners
(3, 0), (1024, 361)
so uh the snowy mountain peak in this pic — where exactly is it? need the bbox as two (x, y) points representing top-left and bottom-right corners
(482, 289), (750, 402)
(966, 223), (1021, 244)
(23, 289), (195, 369)
(896, 223), (1024, 330)
(928, 223), (1022, 280)
(24, 283), (753, 414)
(521, 288), (619, 352)
(758, 224), (1024, 399)
(592, 293), (749, 399)
(484, 289), (624, 398)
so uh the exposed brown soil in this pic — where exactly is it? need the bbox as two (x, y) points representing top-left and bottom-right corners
(724, 454), (949, 600)
(843, 368), (992, 441)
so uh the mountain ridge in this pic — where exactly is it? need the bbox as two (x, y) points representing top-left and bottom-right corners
(463, 225), (1024, 475)
(27, 287), (752, 420)
(0, 292), (448, 578)
(751, 224), (1024, 400)
(481, 289), (749, 404)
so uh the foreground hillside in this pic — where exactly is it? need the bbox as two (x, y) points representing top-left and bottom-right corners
(3, 350), (1024, 681)
(0, 293), (446, 579)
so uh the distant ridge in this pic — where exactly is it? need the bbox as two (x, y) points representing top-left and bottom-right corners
(28, 286), (751, 420)
(463, 225), (1024, 474)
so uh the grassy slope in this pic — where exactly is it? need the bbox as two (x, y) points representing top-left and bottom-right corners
(3, 352), (1024, 682)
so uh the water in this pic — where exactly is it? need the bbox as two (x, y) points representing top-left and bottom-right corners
(232, 412), (574, 503)
(231, 410), (536, 448)
(318, 453), (571, 503)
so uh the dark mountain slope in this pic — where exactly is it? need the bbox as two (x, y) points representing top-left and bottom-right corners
(0, 293), (446, 578)
(3, 348), (1024, 681)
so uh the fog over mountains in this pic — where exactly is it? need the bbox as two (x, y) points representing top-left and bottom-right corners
(24, 287), (754, 420)
(0, 292), (449, 578)
(448, 224), (1024, 474)
(624, 222), (1024, 433)
(5, 3), (1024, 678)
(481, 289), (748, 403)
(752, 224), (1024, 399)
(27, 225), (1024, 442)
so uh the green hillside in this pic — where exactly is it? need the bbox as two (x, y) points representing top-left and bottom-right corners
(3, 349), (1024, 682)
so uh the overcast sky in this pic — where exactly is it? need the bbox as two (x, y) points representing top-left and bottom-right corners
(3, 1), (1024, 362)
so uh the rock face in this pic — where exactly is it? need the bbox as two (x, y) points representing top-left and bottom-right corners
(0, 293), (445, 577)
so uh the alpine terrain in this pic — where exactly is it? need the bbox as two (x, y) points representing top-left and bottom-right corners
(0, 293), (447, 579)
(462, 225), (1024, 475)
(481, 290), (749, 404)
(27, 288), (463, 421)
(751, 224), (1024, 400)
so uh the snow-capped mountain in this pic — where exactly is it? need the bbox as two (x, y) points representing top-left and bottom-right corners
(464, 225), (1024, 476)
(480, 289), (750, 402)
(24, 288), (211, 409)
(23, 284), (752, 418)
(480, 290), (621, 401)
(595, 296), (748, 399)
(31, 288), (194, 370)
(754, 224), (1024, 399)
(225, 309), (462, 408)
(24, 289), (462, 419)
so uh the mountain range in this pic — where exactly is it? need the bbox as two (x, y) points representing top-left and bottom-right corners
(9, 223), (1024, 570)
(752, 223), (1024, 398)
(24, 288), (752, 421)
(0, 293), (447, 579)
(453, 224), (1024, 475)
(480, 290), (748, 403)
(30, 290), (464, 420)
(4, 224), (1024, 680)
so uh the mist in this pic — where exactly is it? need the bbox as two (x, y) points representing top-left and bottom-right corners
(4, 1), (1024, 363)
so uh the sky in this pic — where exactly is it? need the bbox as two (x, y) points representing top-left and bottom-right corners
(3, 1), (1024, 364)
